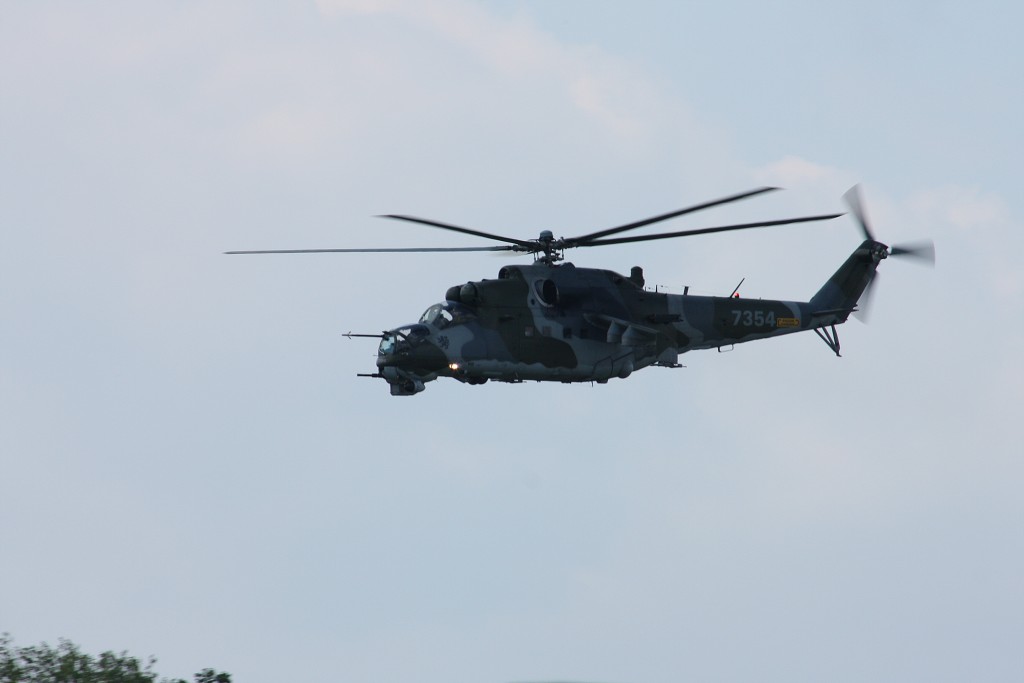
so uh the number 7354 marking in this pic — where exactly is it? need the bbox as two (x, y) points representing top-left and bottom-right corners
(732, 309), (775, 327)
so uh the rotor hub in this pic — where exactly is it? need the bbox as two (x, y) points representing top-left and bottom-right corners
(535, 229), (564, 264)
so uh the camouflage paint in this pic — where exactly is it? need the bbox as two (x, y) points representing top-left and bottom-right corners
(374, 240), (888, 395)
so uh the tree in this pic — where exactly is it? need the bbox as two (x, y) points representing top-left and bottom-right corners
(0, 634), (230, 683)
(189, 671), (230, 683)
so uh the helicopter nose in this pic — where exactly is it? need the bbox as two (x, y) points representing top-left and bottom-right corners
(412, 339), (450, 373)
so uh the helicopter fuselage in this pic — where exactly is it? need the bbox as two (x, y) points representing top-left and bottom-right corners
(373, 244), (879, 396)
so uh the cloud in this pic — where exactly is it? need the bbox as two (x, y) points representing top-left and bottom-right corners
(907, 184), (1011, 231)
(313, 0), (693, 158)
(314, 0), (402, 15)
(901, 185), (1021, 297)
(754, 155), (858, 194)
(752, 158), (1022, 300)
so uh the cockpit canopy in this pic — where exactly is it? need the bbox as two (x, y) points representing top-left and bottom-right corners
(418, 301), (475, 329)
(378, 324), (429, 356)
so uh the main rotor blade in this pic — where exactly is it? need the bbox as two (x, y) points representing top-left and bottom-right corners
(890, 240), (936, 266)
(577, 213), (844, 247)
(225, 246), (516, 254)
(568, 186), (780, 245)
(843, 185), (875, 241)
(379, 214), (536, 250)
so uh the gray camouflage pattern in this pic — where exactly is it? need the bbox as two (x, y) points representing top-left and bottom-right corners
(374, 239), (886, 395)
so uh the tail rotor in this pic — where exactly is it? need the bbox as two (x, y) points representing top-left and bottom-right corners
(843, 185), (935, 322)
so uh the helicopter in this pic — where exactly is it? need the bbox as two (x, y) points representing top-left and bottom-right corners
(227, 186), (933, 396)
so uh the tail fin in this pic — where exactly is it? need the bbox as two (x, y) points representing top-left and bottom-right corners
(808, 240), (888, 320)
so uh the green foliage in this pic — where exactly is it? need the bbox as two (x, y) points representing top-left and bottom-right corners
(0, 635), (229, 683)
(190, 671), (230, 683)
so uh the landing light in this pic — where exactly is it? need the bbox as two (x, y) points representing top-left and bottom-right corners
(448, 362), (460, 371)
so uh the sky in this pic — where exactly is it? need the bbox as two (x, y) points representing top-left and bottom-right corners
(1, 1), (1022, 682)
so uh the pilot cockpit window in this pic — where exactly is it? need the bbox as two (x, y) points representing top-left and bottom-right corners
(419, 302), (474, 329)
(419, 304), (443, 326)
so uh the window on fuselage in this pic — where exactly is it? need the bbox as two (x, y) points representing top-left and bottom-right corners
(419, 302), (475, 329)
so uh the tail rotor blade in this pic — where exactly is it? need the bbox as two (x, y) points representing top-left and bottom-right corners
(843, 184), (875, 241)
(841, 185), (932, 325)
(853, 270), (879, 324)
(890, 240), (935, 266)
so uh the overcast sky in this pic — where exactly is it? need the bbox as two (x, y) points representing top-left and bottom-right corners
(2, 2), (1022, 682)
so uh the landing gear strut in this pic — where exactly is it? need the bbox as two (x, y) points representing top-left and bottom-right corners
(814, 324), (842, 357)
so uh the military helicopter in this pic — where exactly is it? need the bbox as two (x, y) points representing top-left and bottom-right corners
(227, 186), (933, 396)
